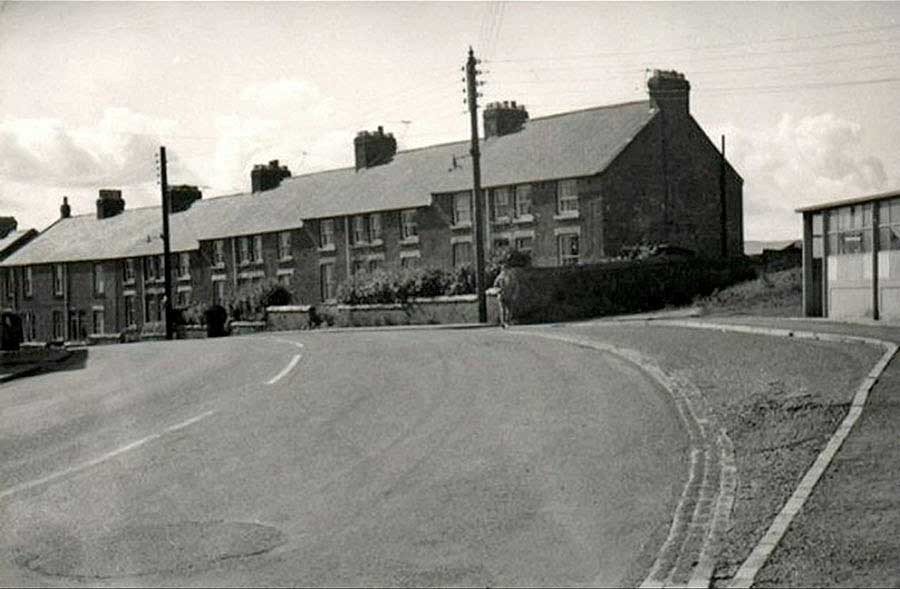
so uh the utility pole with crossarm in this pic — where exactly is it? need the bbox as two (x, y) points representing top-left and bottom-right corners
(464, 47), (488, 324)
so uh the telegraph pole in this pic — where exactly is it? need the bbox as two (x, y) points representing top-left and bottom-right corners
(159, 146), (174, 340)
(465, 46), (488, 323)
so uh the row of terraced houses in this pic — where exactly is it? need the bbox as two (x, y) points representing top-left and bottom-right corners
(0, 70), (743, 343)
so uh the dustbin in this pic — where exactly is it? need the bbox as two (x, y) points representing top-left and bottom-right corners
(205, 304), (228, 338)
(0, 311), (23, 351)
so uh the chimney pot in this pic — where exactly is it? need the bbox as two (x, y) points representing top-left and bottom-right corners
(354, 126), (397, 170)
(483, 99), (529, 138)
(96, 189), (125, 219)
(60, 196), (71, 219)
(251, 159), (292, 193)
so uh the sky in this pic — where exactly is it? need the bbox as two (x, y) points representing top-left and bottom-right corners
(1, 1), (900, 241)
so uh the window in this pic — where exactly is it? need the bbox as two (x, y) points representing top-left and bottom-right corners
(213, 240), (226, 266)
(401, 255), (419, 269)
(123, 259), (135, 283)
(213, 281), (225, 306)
(352, 260), (365, 275)
(400, 210), (418, 240)
(492, 188), (511, 221)
(558, 233), (580, 266)
(254, 235), (263, 263)
(368, 259), (380, 273)
(124, 295), (135, 327)
(368, 213), (382, 242)
(879, 198), (900, 251)
(176, 290), (189, 307)
(453, 192), (472, 226)
(278, 273), (291, 286)
(557, 179), (579, 214)
(158, 255), (165, 280)
(144, 257), (155, 281)
(23, 266), (32, 298)
(828, 204), (872, 255)
(93, 263), (104, 296)
(351, 215), (367, 244)
(320, 263), (335, 301)
(5, 270), (13, 301)
(453, 242), (473, 267)
(144, 295), (154, 322)
(239, 236), (250, 264)
(277, 231), (292, 260)
(52, 310), (63, 340)
(514, 185), (532, 219)
(493, 237), (510, 252)
(319, 219), (335, 248)
(23, 312), (35, 341)
(515, 236), (533, 253)
(53, 264), (64, 296)
(92, 310), (104, 335)
(178, 252), (190, 279)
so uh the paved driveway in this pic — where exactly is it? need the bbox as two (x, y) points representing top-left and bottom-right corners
(0, 329), (687, 587)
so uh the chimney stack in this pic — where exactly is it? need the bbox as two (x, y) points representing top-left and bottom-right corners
(0, 217), (17, 238)
(648, 69), (690, 116)
(168, 185), (202, 213)
(354, 127), (397, 171)
(60, 197), (71, 219)
(251, 159), (291, 193)
(96, 189), (125, 220)
(483, 101), (529, 139)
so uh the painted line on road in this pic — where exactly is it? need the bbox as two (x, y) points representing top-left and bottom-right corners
(0, 409), (216, 501)
(266, 354), (302, 385)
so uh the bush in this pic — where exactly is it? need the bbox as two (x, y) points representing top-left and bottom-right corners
(225, 278), (293, 321)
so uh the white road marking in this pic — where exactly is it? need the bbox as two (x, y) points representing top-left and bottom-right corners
(0, 410), (216, 501)
(267, 354), (301, 385)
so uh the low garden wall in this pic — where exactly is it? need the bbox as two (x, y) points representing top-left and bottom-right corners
(266, 295), (484, 329)
(266, 305), (314, 331)
(230, 321), (267, 336)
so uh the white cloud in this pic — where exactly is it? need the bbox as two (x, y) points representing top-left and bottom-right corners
(724, 112), (889, 240)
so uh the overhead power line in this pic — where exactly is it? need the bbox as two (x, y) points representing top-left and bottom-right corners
(488, 22), (900, 63)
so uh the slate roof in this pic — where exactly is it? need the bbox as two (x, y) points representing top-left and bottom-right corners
(744, 240), (802, 256)
(0, 229), (37, 260)
(269, 100), (658, 218)
(1, 100), (659, 266)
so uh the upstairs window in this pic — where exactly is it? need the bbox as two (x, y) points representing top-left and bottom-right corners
(453, 192), (472, 226)
(557, 179), (579, 213)
(92, 263), (104, 296)
(239, 236), (250, 264)
(23, 266), (33, 298)
(492, 187), (511, 221)
(277, 231), (292, 261)
(368, 213), (382, 242)
(213, 240), (226, 266)
(123, 259), (135, 283)
(319, 219), (335, 248)
(53, 264), (64, 296)
(254, 235), (263, 263)
(400, 210), (418, 240)
(515, 236), (533, 254)
(514, 185), (532, 219)
(352, 215), (367, 244)
(320, 262), (335, 301)
(178, 252), (190, 278)
(879, 198), (900, 251)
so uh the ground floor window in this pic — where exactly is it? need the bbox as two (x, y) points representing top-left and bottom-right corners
(320, 263), (335, 301)
(124, 296), (136, 327)
(452, 242), (472, 267)
(558, 233), (580, 266)
(176, 290), (190, 308)
(515, 236), (533, 254)
(213, 281), (226, 306)
(401, 255), (420, 269)
(52, 310), (63, 340)
(92, 310), (105, 335)
(23, 312), (35, 341)
(368, 259), (381, 273)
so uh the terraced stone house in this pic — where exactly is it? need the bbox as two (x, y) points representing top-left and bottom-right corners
(0, 70), (743, 342)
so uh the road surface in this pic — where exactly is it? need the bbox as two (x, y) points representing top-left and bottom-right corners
(0, 329), (687, 587)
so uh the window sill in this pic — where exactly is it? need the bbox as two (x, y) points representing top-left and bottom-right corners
(492, 217), (511, 225)
(177, 275), (192, 282)
(124, 279), (135, 286)
(513, 215), (535, 224)
(211, 263), (225, 271)
(278, 256), (294, 263)
(318, 244), (336, 253)
(400, 236), (420, 245)
(451, 222), (473, 230)
(554, 211), (580, 220)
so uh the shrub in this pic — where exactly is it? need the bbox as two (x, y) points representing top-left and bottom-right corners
(225, 278), (293, 321)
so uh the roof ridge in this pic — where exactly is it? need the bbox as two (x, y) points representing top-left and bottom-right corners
(527, 99), (653, 123)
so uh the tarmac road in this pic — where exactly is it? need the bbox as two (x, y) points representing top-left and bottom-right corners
(0, 329), (687, 587)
